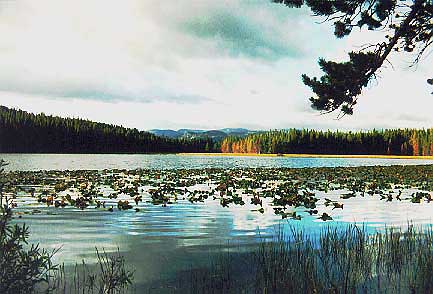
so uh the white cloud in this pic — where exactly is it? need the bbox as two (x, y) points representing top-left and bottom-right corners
(0, 0), (431, 130)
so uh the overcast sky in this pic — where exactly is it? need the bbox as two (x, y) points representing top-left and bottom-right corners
(1, 0), (432, 131)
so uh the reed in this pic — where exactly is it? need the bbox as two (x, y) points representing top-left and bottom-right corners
(47, 248), (134, 294)
(182, 224), (433, 293)
(1, 159), (134, 294)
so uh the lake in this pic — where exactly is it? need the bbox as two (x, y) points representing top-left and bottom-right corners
(4, 153), (433, 292)
(3, 153), (433, 171)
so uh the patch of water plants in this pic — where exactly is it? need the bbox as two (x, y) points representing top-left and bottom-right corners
(4, 165), (433, 221)
(1, 161), (134, 294)
(173, 224), (433, 294)
(6, 162), (433, 293)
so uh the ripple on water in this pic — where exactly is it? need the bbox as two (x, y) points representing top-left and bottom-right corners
(6, 155), (433, 291)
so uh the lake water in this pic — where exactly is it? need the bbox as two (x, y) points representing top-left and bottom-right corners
(4, 154), (433, 292)
(3, 153), (433, 171)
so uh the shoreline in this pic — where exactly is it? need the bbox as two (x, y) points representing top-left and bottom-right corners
(177, 153), (433, 160)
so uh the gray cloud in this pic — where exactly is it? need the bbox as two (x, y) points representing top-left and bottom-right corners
(16, 90), (212, 105)
(0, 0), (352, 131)
(0, 80), (212, 104)
(0, 0), (310, 104)
(181, 10), (302, 60)
(395, 113), (430, 123)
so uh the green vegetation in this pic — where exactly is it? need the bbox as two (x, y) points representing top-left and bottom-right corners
(5, 164), (433, 220)
(7, 158), (433, 292)
(7, 105), (433, 156)
(0, 105), (215, 153)
(0, 207), (57, 293)
(1, 160), (134, 293)
(274, 0), (433, 115)
(221, 128), (433, 155)
(47, 249), (134, 294)
(181, 224), (433, 293)
(1, 159), (57, 293)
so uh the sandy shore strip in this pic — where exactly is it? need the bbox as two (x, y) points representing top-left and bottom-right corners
(177, 153), (433, 160)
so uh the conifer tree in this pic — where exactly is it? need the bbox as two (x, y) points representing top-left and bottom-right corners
(274, 0), (433, 116)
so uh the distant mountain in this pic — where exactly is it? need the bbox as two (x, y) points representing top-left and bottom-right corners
(148, 128), (257, 141)
(220, 128), (250, 133)
(148, 129), (180, 138)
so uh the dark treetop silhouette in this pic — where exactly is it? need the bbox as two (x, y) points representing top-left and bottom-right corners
(274, 0), (433, 116)
(0, 106), (216, 153)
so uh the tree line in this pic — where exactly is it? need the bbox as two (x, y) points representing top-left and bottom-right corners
(221, 128), (433, 156)
(5, 105), (433, 156)
(0, 106), (216, 153)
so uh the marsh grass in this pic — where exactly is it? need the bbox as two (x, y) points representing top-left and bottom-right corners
(47, 248), (134, 294)
(182, 224), (433, 294)
(1, 159), (134, 294)
(1, 205), (134, 294)
(1, 159), (59, 294)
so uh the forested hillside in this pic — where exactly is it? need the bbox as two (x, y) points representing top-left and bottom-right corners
(221, 129), (433, 156)
(0, 106), (215, 153)
(4, 105), (433, 156)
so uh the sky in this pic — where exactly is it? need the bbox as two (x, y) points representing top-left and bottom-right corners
(0, 0), (432, 131)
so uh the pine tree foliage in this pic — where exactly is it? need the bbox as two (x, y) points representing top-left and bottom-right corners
(221, 128), (433, 155)
(273, 0), (433, 116)
(0, 106), (214, 153)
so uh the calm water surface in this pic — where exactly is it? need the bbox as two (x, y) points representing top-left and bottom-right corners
(4, 154), (433, 291)
(3, 153), (433, 170)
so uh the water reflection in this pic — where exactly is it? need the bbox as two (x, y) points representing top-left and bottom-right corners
(11, 184), (433, 291)
(6, 154), (433, 291)
(3, 153), (433, 171)
(14, 187), (433, 261)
